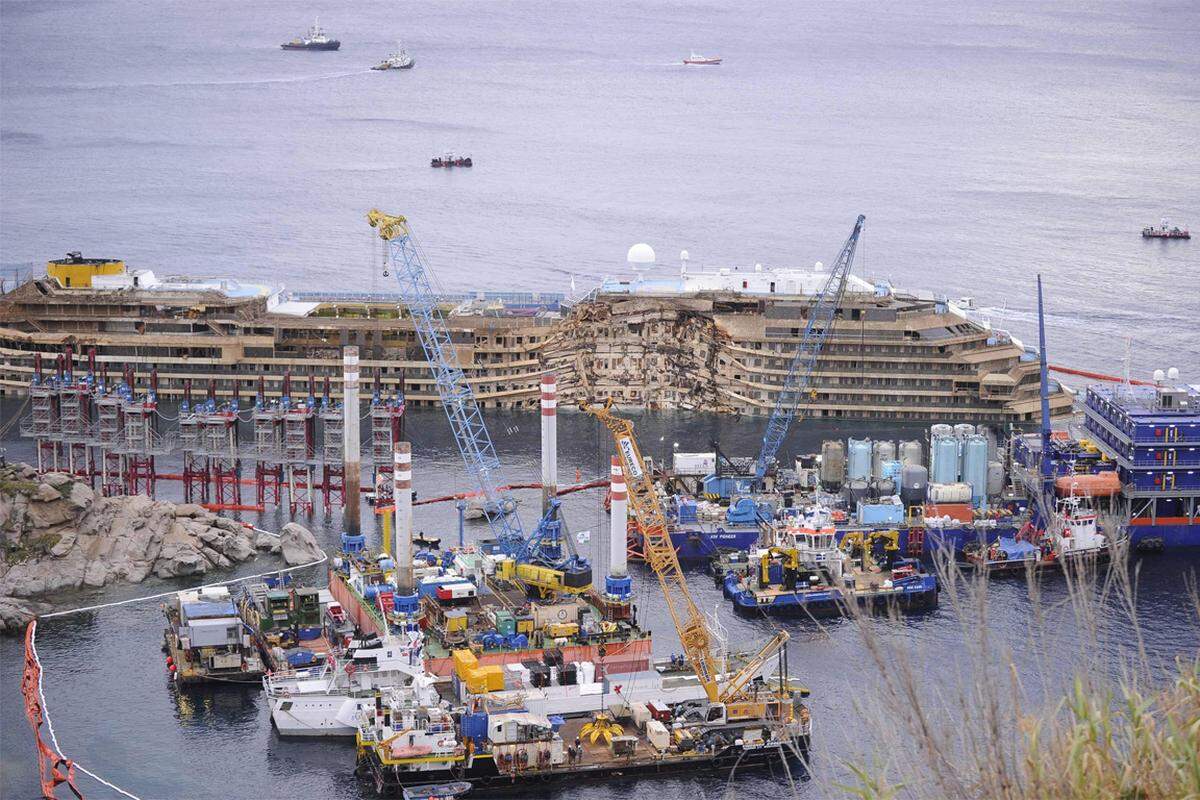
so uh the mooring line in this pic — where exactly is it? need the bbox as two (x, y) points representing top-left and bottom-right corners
(28, 540), (329, 799)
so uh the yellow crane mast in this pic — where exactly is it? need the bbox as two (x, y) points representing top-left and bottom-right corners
(581, 399), (792, 711)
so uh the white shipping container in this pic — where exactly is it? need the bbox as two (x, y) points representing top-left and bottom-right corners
(630, 701), (651, 731)
(646, 719), (671, 751)
(672, 452), (717, 476)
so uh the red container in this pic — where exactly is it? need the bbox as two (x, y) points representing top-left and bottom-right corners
(924, 503), (974, 523)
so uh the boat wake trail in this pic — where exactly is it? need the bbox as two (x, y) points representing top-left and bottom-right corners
(52, 70), (370, 92)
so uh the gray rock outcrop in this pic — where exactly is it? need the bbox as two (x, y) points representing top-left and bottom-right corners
(0, 464), (323, 633)
(279, 522), (323, 565)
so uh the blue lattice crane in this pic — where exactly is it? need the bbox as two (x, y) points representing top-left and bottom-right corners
(366, 210), (590, 595)
(753, 215), (866, 485)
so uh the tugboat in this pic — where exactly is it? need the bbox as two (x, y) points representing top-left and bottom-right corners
(962, 492), (1118, 572)
(683, 52), (722, 65)
(281, 18), (341, 51)
(430, 153), (473, 168)
(372, 43), (415, 70)
(1141, 218), (1190, 239)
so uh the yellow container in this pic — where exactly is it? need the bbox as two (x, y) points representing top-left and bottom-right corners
(495, 557), (516, 580)
(544, 622), (579, 638)
(515, 617), (534, 635)
(445, 610), (468, 634)
(452, 649), (478, 680)
(465, 669), (487, 694)
(46, 255), (125, 289)
(478, 664), (504, 692)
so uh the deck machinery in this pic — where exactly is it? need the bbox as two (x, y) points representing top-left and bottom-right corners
(583, 399), (806, 722)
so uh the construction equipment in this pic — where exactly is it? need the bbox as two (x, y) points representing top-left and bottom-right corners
(582, 399), (795, 717)
(839, 530), (900, 570)
(753, 215), (866, 485)
(367, 210), (589, 595)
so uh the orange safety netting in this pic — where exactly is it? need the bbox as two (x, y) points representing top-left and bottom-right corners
(21, 621), (84, 800)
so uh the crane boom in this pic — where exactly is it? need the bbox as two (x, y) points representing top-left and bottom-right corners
(754, 215), (866, 483)
(582, 400), (788, 705)
(367, 210), (525, 546)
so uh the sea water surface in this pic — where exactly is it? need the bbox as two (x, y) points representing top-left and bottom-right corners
(1, 0), (1198, 373)
(2, 1), (1200, 798)
(1, 406), (1199, 800)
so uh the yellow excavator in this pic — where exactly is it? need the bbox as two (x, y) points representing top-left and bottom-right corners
(582, 399), (805, 723)
(839, 530), (900, 571)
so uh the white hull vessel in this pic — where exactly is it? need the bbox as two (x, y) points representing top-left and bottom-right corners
(266, 633), (433, 737)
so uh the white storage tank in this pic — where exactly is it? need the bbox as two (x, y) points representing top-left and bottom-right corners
(961, 434), (989, 507)
(871, 440), (896, 479)
(900, 464), (928, 507)
(954, 423), (976, 439)
(986, 461), (1006, 498)
(928, 482), (972, 504)
(931, 435), (960, 484)
(847, 438), (872, 481)
(899, 440), (923, 467)
(820, 440), (845, 489)
(930, 424), (954, 438)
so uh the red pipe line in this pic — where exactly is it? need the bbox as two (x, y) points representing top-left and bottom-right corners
(1049, 364), (1154, 386)
(376, 477), (609, 513)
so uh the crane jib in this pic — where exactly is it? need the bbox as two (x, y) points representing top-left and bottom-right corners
(753, 214), (866, 482)
(618, 437), (643, 479)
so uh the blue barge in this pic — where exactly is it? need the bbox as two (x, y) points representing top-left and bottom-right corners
(1080, 382), (1200, 548)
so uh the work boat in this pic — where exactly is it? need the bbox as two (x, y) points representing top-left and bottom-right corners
(265, 632), (434, 736)
(372, 43), (415, 70)
(281, 18), (341, 51)
(1048, 491), (1114, 561)
(962, 490), (1117, 572)
(683, 52), (722, 65)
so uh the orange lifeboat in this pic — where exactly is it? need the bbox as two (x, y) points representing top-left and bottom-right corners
(1055, 472), (1121, 497)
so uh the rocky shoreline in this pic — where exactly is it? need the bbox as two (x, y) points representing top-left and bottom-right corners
(0, 463), (323, 633)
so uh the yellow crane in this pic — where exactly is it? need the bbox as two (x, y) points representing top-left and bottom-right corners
(582, 399), (796, 717)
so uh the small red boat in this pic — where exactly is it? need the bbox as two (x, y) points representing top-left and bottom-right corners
(431, 153), (473, 168)
(1142, 218), (1190, 239)
(683, 52), (722, 65)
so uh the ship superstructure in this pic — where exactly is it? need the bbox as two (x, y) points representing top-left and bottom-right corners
(1, 252), (1072, 423)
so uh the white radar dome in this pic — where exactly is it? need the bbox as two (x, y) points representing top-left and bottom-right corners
(814, 261), (824, 271)
(1153, 369), (1166, 383)
(627, 243), (656, 266)
(1167, 367), (1180, 380)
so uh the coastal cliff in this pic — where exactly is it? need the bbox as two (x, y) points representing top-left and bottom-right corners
(0, 463), (322, 633)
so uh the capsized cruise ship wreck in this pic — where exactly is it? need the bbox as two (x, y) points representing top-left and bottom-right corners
(0, 252), (1071, 422)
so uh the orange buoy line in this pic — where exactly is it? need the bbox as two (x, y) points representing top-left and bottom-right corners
(22, 622), (84, 800)
(1049, 364), (1154, 386)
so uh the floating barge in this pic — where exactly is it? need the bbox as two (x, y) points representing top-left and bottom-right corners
(239, 581), (341, 672)
(326, 537), (651, 681)
(162, 587), (265, 685)
(715, 508), (938, 616)
(356, 675), (810, 797)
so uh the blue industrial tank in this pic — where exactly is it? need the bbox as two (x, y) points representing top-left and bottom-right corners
(847, 438), (872, 481)
(931, 435), (960, 484)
